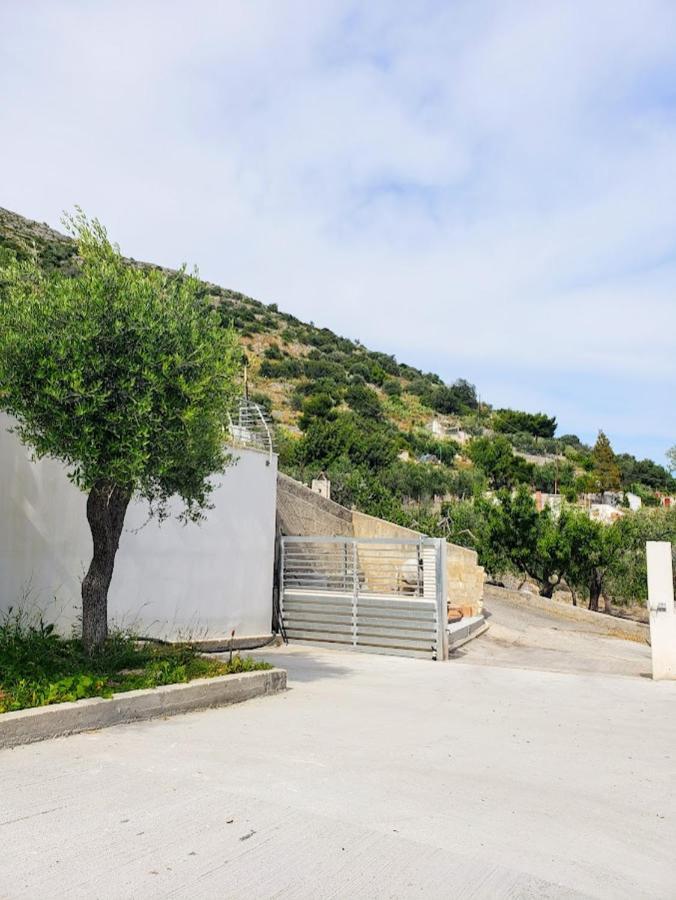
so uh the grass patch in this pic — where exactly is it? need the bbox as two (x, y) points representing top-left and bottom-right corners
(0, 610), (271, 714)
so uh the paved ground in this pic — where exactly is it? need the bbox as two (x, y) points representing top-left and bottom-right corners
(2, 642), (675, 899)
(455, 592), (652, 678)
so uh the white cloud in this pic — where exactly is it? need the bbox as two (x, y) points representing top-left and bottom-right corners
(1, 0), (674, 459)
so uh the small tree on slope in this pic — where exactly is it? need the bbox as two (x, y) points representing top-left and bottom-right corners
(592, 430), (621, 492)
(0, 212), (240, 651)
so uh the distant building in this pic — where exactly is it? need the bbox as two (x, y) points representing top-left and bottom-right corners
(589, 503), (624, 524)
(446, 428), (471, 445)
(534, 491), (562, 515)
(426, 419), (445, 438)
(311, 473), (331, 500)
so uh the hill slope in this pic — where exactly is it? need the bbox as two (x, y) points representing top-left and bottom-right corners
(1, 206), (673, 524)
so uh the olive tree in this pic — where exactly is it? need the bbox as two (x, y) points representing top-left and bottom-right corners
(667, 445), (676, 476)
(0, 212), (241, 651)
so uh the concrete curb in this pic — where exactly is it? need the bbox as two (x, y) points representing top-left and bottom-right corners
(448, 619), (490, 653)
(0, 668), (287, 750)
(484, 584), (649, 643)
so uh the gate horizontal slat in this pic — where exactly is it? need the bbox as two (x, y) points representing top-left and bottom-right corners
(358, 638), (435, 652)
(357, 597), (436, 611)
(283, 609), (352, 623)
(284, 629), (354, 644)
(283, 621), (353, 634)
(356, 622), (436, 637)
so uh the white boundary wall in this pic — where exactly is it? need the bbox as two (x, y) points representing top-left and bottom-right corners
(0, 415), (277, 640)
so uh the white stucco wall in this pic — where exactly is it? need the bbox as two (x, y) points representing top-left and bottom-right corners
(0, 415), (277, 640)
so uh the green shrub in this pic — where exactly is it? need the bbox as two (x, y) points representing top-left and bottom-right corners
(263, 343), (284, 360)
(345, 383), (383, 420)
(0, 611), (271, 714)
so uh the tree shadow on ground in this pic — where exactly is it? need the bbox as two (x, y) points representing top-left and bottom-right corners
(248, 646), (353, 683)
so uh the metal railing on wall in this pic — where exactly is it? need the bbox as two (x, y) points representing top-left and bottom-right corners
(227, 398), (274, 462)
(280, 536), (448, 660)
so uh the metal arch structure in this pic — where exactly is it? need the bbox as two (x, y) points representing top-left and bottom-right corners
(227, 398), (274, 462)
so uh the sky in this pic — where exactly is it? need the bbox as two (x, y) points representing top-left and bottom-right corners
(1, 1), (675, 465)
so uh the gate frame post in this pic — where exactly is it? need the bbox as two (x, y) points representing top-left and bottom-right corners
(434, 538), (449, 661)
(352, 539), (358, 648)
(278, 536), (286, 627)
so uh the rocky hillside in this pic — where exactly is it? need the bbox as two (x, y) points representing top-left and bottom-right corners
(0, 206), (480, 435)
(1, 206), (673, 516)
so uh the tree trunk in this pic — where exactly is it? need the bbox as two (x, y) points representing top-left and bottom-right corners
(588, 572), (602, 612)
(81, 481), (130, 652)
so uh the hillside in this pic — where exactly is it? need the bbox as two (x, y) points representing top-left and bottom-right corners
(1, 206), (673, 527)
(0, 208), (476, 431)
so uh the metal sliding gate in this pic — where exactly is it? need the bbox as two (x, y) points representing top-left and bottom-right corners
(280, 536), (448, 660)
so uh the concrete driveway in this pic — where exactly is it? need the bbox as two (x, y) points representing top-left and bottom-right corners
(2, 645), (675, 899)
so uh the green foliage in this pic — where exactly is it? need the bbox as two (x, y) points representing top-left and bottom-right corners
(471, 488), (569, 596)
(263, 343), (284, 360)
(605, 507), (676, 605)
(0, 610), (271, 714)
(507, 431), (561, 456)
(531, 460), (577, 494)
(559, 511), (622, 608)
(439, 498), (484, 548)
(382, 377), (402, 397)
(299, 393), (338, 430)
(320, 461), (403, 520)
(292, 412), (398, 472)
(0, 211), (241, 520)
(616, 453), (675, 493)
(444, 378), (479, 412)
(468, 435), (534, 489)
(259, 357), (303, 379)
(445, 466), (488, 499)
(381, 461), (456, 504)
(405, 430), (459, 467)
(345, 383), (383, 420)
(591, 430), (622, 492)
(558, 433), (585, 449)
(493, 408), (557, 439)
(407, 377), (479, 415)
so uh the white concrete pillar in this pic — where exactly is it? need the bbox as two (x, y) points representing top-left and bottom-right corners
(646, 541), (676, 680)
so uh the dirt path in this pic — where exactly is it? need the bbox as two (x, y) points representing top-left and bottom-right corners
(454, 591), (652, 678)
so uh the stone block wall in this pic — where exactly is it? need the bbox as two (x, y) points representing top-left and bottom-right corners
(277, 472), (353, 537)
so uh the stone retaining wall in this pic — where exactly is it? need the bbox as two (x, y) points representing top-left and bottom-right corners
(277, 472), (353, 537)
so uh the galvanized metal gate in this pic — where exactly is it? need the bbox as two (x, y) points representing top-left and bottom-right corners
(280, 536), (448, 660)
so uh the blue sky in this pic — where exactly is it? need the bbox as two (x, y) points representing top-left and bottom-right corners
(1, 1), (674, 464)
